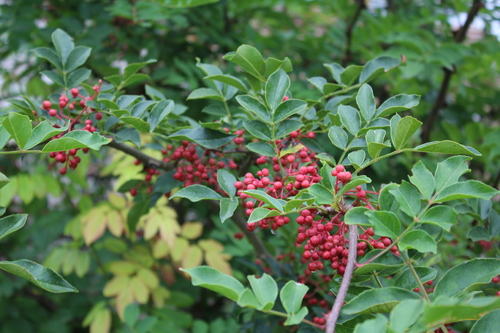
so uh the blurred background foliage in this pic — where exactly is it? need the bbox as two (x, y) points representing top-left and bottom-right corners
(0, 0), (499, 332)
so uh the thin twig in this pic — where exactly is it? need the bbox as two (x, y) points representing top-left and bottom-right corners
(107, 139), (174, 171)
(420, 0), (483, 142)
(342, 0), (365, 67)
(325, 224), (358, 333)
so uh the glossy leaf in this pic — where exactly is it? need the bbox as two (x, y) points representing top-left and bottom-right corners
(65, 46), (91, 72)
(32, 47), (62, 70)
(467, 226), (491, 241)
(217, 169), (237, 198)
(338, 175), (372, 197)
(435, 180), (499, 203)
(275, 119), (303, 139)
(338, 105), (361, 135)
(219, 198), (238, 223)
(280, 280), (309, 314)
(237, 288), (261, 309)
(246, 142), (275, 157)
(344, 207), (371, 227)
(398, 229), (437, 253)
(243, 120), (272, 141)
(412, 141), (481, 156)
(359, 56), (400, 84)
(206, 74), (247, 92)
(52, 29), (74, 64)
(393, 267), (437, 290)
(24, 121), (69, 150)
(148, 100), (174, 131)
(409, 161), (434, 200)
(356, 84), (376, 121)
(353, 314), (388, 333)
(273, 99), (307, 123)
(342, 287), (420, 315)
(121, 116), (150, 132)
(42, 131), (111, 152)
(181, 266), (244, 302)
(308, 183), (335, 205)
(341, 65), (364, 86)
(167, 128), (236, 149)
(434, 155), (471, 192)
(123, 59), (156, 79)
(223, 45), (265, 79)
(0, 259), (78, 293)
(433, 258), (500, 298)
(187, 88), (224, 101)
(2, 113), (32, 150)
(242, 190), (284, 211)
(328, 126), (349, 150)
(171, 185), (223, 202)
(236, 95), (270, 122)
(355, 250), (404, 275)
(377, 94), (420, 117)
(419, 205), (457, 231)
(391, 116), (422, 150)
(265, 69), (290, 111)
(284, 307), (308, 326)
(248, 274), (278, 311)
(66, 68), (91, 89)
(0, 214), (28, 241)
(389, 181), (421, 218)
(389, 299), (424, 333)
(41, 70), (64, 86)
(470, 308), (500, 333)
(365, 211), (400, 239)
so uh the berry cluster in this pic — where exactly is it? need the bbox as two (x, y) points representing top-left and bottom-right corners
(39, 84), (103, 175)
(165, 140), (238, 190)
(129, 162), (162, 196)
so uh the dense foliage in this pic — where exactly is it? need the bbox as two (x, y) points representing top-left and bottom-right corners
(1, 1), (499, 333)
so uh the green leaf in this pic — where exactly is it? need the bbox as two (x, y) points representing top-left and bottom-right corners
(115, 128), (141, 148)
(409, 161), (434, 200)
(359, 56), (400, 84)
(342, 287), (420, 315)
(65, 46), (91, 72)
(366, 129), (390, 158)
(435, 180), (499, 203)
(187, 88), (224, 101)
(122, 73), (149, 88)
(280, 280), (309, 314)
(170, 185), (223, 202)
(393, 267), (437, 290)
(243, 120), (272, 141)
(324, 62), (344, 83)
(377, 94), (420, 117)
(389, 181), (421, 218)
(265, 69), (290, 111)
(119, 116), (150, 132)
(242, 190), (284, 211)
(41, 71), (65, 86)
(148, 100), (174, 131)
(248, 274), (278, 311)
(356, 84), (376, 121)
(237, 288), (261, 309)
(467, 226), (491, 241)
(206, 74), (247, 92)
(219, 198), (238, 223)
(398, 229), (437, 253)
(24, 121), (69, 150)
(338, 175), (372, 197)
(223, 45), (265, 79)
(0, 214), (28, 241)
(307, 76), (326, 92)
(0, 172), (9, 190)
(51, 29), (74, 65)
(202, 105), (226, 116)
(0, 259), (78, 293)
(340, 65), (364, 86)
(246, 142), (275, 157)
(365, 211), (400, 239)
(131, 100), (156, 117)
(181, 266), (244, 302)
(217, 169), (237, 198)
(32, 47), (63, 70)
(308, 183), (335, 205)
(354, 314), (388, 333)
(338, 105), (361, 135)
(247, 208), (280, 224)
(284, 307), (308, 326)
(2, 113), (32, 150)
(412, 141), (481, 156)
(67, 68), (91, 88)
(275, 120), (303, 139)
(419, 206), (457, 231)
(391, 116), (422, 150)
(123, 59), (156, 80)
(124, 303), (140, 327)
(236, 95), (270, 122)
(273, 99), (307, 123)
(348, 150), (366, 169)
(328, 126), (349, 150)
(389, 299), (424, 333)
(167, 128), (236, 149)
(470, 308), (500, 333)
(355, 250), (404, 275)
(434, 155), (471, 193)
(42, 130), (111, 153)
(264, 57), (292, 77)
(344, 207), (371, 227)
(421, 297), (500, 329)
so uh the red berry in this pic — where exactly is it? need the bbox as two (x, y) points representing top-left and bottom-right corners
(71, 88), (79, 98)
(48, 109), (57, 117)
(130, 188), (138, 196)
(95, 112), (103, 120)
(59, 167), (67, 175)
(42, 101), (51, 109)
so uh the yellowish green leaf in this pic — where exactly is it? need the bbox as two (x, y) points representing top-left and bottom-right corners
(181, 222), (203, 239)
